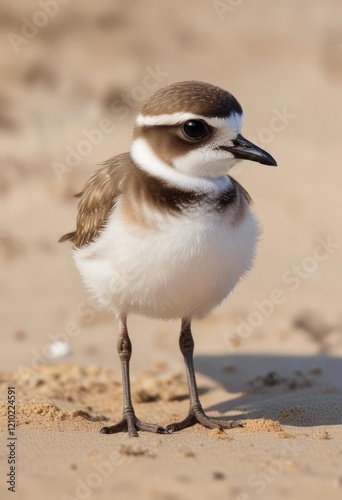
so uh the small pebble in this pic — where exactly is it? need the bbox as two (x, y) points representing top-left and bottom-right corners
(213, 471), (226, 480)
(11, 329), (27, 341)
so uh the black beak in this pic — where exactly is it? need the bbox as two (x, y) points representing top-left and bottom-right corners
(220, 134), (277, 166)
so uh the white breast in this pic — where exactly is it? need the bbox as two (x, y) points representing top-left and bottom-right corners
(73, 201), (261, 320)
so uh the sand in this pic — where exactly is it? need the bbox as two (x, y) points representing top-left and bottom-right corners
(0, 362), (342, 499)
(1, 1), (342, 499)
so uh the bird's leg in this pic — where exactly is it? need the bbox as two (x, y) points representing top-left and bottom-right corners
(166, 318), (242, 433)
(100, 318), (168, 437)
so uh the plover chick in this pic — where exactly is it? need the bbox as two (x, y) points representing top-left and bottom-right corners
(60, 81), (277, 436)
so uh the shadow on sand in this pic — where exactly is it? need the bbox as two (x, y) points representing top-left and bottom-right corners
(194, 353), (342, 427)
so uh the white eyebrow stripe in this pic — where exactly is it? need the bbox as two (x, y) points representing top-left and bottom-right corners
(135, 112), (243, 131)
(136, 112), (202, 126)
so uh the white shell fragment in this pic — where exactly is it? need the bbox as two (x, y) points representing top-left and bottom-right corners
(47, 341), (72, 359)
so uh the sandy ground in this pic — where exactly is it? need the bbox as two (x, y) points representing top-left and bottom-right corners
(1, 1), (342, 499)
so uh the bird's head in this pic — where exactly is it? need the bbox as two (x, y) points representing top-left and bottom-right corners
(131, 81), (277, 184)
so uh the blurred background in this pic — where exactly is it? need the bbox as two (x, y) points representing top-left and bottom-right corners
(1, 0), (342, 373)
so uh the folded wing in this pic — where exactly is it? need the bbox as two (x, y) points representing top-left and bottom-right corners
(59, 153), (131, 248)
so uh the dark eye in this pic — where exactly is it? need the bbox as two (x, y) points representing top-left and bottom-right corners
(182, 120), (209, 140)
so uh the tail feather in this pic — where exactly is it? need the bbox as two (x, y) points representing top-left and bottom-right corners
(58, 231), (76, 243)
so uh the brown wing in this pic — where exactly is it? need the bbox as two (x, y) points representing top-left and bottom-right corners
(230, 176), (253, 205)
(59, 153), (131, 248)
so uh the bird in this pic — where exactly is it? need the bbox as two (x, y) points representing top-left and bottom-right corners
(60, 81), (277, 437)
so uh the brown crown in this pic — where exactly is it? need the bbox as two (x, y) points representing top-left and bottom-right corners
(140, 81), (243, 118)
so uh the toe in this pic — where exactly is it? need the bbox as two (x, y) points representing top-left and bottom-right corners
(99, 419), (128, 434)
(209, 419), (243, 429)
(127, 427), (139, 437)
(136, 419), (169, 434)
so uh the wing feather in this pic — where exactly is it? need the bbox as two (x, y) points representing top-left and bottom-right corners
(59, 153), (131, 248)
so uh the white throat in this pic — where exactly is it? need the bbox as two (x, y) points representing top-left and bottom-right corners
(130, 138), (232, 193)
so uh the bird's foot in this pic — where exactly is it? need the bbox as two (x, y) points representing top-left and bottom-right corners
(100, 411), (170, 437)
(166, 405), (243, 433)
